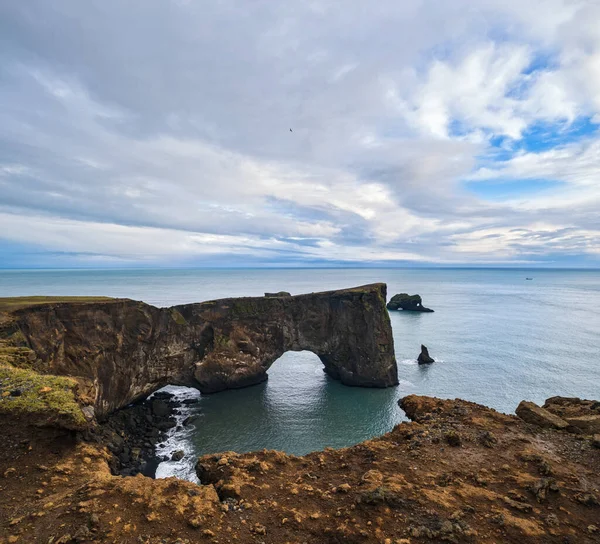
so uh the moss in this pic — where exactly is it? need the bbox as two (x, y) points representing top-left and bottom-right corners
(231, 299), (261, 317)
(0, 363), (86, 429)
(170, 309), (187, 326)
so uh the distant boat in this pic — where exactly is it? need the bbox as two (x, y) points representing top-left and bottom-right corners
(526, 278), (533, 280)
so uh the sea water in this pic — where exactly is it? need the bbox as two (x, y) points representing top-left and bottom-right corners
(2, 268), (599, 481)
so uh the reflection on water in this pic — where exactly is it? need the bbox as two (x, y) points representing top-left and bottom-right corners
(190, 351), (404, 458)
(155, 351), (406, 480)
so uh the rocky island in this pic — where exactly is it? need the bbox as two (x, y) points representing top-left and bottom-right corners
(417, 344), (435, 364)
(387, 293), (434, 312)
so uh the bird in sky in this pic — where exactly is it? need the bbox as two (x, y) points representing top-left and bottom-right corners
(289, 128), (292, 132)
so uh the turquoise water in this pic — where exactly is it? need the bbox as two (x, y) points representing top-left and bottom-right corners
(2, 268), (600, 480)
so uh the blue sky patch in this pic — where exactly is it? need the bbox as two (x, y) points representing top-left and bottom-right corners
(517, 117), (599, 153)
(466, 178), (564, 200)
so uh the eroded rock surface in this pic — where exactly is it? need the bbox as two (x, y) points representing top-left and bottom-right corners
(516, 401), (570, 430)
(2, 394), (600, 543)
(387, 293), (434, 312)
(543, 397), (600, 434)
(1, 284), (397, 418)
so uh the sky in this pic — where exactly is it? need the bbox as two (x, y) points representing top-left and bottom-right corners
(1, 0), (600, 268)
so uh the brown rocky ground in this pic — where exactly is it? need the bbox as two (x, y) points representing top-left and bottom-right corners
(1, 395), (599, 544)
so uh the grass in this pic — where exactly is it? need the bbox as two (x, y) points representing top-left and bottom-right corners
(0, 296), (114, 312)
(170, 308), (188, 325)
(0, 363), (87, 429)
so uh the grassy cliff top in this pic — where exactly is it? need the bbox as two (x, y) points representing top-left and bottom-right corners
(0, 363), (87, 430)
(0, 296), (115, 312)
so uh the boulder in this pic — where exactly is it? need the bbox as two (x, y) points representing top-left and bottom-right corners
(151, 399), (170, 418)
(171, 450), (185, 461)
(516, 401), (569, 430)
(417, 345), (435, 364)
(564, 415), (600, 435)
(541, 397), (600, 434)
(387, 293), (433, 312)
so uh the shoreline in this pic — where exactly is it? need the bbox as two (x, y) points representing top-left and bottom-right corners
(1, 394), (599, 543)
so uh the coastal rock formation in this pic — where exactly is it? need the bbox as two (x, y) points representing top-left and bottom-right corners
(386, 293), (434, 312)
(517, 398), (600, 436)
(543, 397), (600, 434)
(417, 344), (435, 364)
(0, 284), (397, 418)
(2, 394), (600, 542)
(516, 401), (570, 429)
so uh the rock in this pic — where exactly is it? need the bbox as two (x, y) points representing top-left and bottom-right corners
(181, 398), (200, 405)
(252, 524), (267, 535)
(564, 415), (600, 434)
(417, 344), (435, 364)
(151, 399), (170, 418)
(386, 293), (433, 312)
(5, 283), (397, 415)
(9, 388), (23, 397)
(543, 397), (600, 433)
(152, 391), (174, 400)
(592, 434), (600, 448)
(81, 406), (95, 422)
(264, 291), (291, 297)
(171, 450), (185, 461)
(156, 420), (176, 431)
(516, 401), (570, 430)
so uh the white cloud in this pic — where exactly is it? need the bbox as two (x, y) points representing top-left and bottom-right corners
(1, 0), (600, 266)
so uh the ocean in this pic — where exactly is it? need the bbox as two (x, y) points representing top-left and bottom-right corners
(2, 268), (599, 481)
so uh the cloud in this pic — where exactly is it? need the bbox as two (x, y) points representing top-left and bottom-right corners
(1, 0), (600, 267)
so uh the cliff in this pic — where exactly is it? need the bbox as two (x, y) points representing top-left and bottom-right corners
(0, 284), (397, 419)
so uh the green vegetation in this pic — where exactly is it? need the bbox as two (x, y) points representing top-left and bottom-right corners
(231, 299), (262, 317)
(170, 309), (188, 326)
(0, 328), (36, 368)
(0, 363), (86, 429)
(0, 296), (114, 312)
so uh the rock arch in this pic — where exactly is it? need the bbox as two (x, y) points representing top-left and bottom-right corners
(6, 284), (397, 417)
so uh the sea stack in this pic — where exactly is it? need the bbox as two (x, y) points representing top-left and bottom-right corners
(387, 293), (434, 312)
(417, 344), (435, 364)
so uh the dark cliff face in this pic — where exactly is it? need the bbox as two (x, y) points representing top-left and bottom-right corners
(7, 284), (397, 417)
